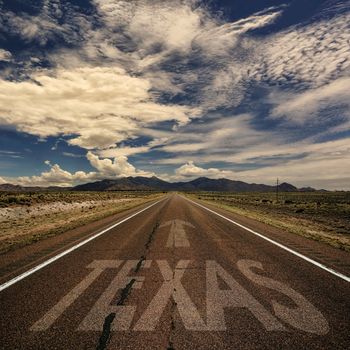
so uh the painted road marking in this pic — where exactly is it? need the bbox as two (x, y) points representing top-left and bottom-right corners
(134, 260), (207, 331)
(183, 196), (350, 283)
(206, 260), (285, 331)
(32, 259), (329, 334)
(160, 219), (194, 247)
(0, 198), (166, 293)
(31, 260), (123, 331)
(79, 260), (150, 331)
(237, 260), (329, 334)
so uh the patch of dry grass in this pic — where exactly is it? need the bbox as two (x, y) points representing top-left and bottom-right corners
(186, 191), (350, 252)
(0, 191), (163, 254)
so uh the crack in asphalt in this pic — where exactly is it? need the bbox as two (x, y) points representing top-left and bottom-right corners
(95, 199), (170, 350)
(96, 278), (136, 350)
(145, 222), (160, 250)
(167, 296), (177, 350)
(134, 255), (146, 273)
(96, 210), (164, 350)
(96, 313), (115, 350)
(166, 246), (177, 350)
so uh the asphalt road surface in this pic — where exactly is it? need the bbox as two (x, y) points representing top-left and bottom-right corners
(0, 194), (349, 349)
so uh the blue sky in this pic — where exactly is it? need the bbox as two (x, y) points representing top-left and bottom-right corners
(0, 0), (349, 189)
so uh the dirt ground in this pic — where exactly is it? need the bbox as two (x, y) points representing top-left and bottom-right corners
(0, 191), (162, 254)
(187, 191), (350, 252)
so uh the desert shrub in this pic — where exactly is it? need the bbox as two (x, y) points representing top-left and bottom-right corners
(7, 196), (20, 204)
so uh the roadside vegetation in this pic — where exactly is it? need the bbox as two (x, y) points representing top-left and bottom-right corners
(0, 191), (163, 254)
(187, 191), (350, 252)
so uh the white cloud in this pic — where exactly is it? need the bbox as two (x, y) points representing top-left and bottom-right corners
(233, 144), (350, 190)
(15, 164), (97, 187)
(98, 146), (150, 158)
(1, 1), (349, 191)
(6, 151), (154, 187)
(174, 161), (235, 180)
(0, 67), (199, 149)
(3, 137), (350, 189)
(170, 136), (350, 189)
(89, 1), (284, 112)
(96, 136), (170, 158)
(197, 5), (350, 112)
(1, 9), (64, 46)
(270, 77), (350, 124)
(254, 11), (350, 89)
(0, 49), (12, 62)
(0, 1), (95, 50)
(86, 151), (153, 177)
(0, 176), (6, 184)
(62, 152), (84, 158)
(93, 0), (206, 54)
(129, 2), (203, 53)
(194, 8), (282, 58)
(172, 138), (350, 189)
(158, 114), (266, 157)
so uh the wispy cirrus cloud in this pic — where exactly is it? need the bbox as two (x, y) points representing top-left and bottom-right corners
(169, 138), (350, 189)
(270, 77), (350, 125)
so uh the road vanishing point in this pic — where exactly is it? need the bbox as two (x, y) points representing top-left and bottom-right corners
(0, 194), (349, 349)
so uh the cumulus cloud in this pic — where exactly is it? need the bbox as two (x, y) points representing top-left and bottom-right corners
(174, 161), (235, 180)
(15, 164), (97, 187)
(86, 151), (154, 177)
(0, 66), (199, 149)
(6, 151), (154, 187)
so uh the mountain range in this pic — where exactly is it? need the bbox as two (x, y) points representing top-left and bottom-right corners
(0, 176), (317, 192)
(73, 176), (303, 192)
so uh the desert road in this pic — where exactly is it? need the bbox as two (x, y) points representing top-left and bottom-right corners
(0, 194), (349, 349)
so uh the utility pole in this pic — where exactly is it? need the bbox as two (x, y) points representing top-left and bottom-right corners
(276, 178), (279, 203)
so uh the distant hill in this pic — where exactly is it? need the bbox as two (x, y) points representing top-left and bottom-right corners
(0, 183), (71, 192)
(0, 176), (311, 193)
(73, 177), (171, 191)
(0, 184), (24, 192)
(73, 176), (300, 192)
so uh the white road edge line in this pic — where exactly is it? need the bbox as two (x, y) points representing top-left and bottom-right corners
(0, 198), (166, 292)
(183, 196), (350, 283)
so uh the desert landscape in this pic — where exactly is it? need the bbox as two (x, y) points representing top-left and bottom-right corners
(1, 1), (349, 348)
(0, 191), (162, 254)
(1, 184), (349, 255)
(187, 191), (350, 251)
